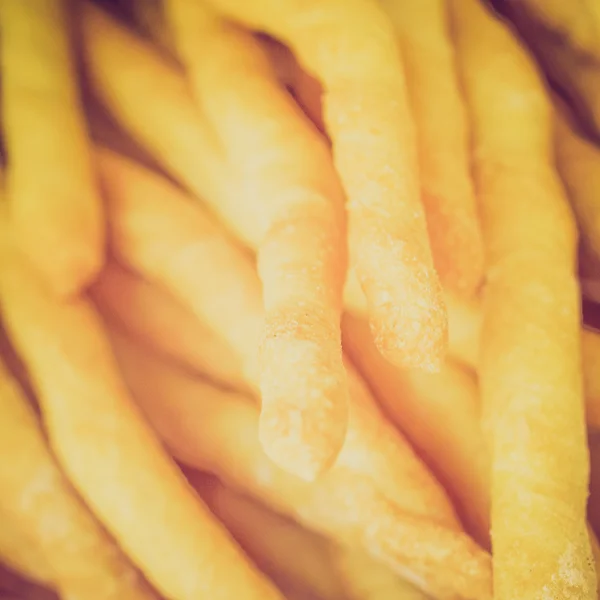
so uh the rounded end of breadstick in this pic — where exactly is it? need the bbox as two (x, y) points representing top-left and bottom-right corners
(257, 393), (349, 481)
(353, 233), (448, 371)
(258, 337), (349, 481)
(371, 312), (447, 372)
(361, 266), (448, 372)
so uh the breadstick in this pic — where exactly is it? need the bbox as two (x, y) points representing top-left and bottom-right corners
(342, 313), (490, 546)
(166, 0), (348, 478)
(450, 1), (596, 598)
(0, 0), (103, 295)
(99, 149), (455, 515)
(0, 241), (285, 600)
(0, 353), (156, 600)
(202, 0), (446, 371)
(381, 0), (484, 296)
(112, 332), (492, 600)
(91, 259), (248, 392)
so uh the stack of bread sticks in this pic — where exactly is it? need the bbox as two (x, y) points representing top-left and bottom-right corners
(1, 1), (600, 599)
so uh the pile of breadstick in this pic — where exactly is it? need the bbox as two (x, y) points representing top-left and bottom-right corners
(0, 0), (599, 599)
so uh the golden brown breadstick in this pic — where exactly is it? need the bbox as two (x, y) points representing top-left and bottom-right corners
(0, 240), (285, 600)
(112, 331), (492, 600)
(342, 313), (490, 546)
(381, 0), (484, 296)
(0, 0), (103, 296)
(451, 1), (596, 598)
(91, 259), (248, 392)
(166, 0), (349, 479)
(0, 353), (156, 600)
